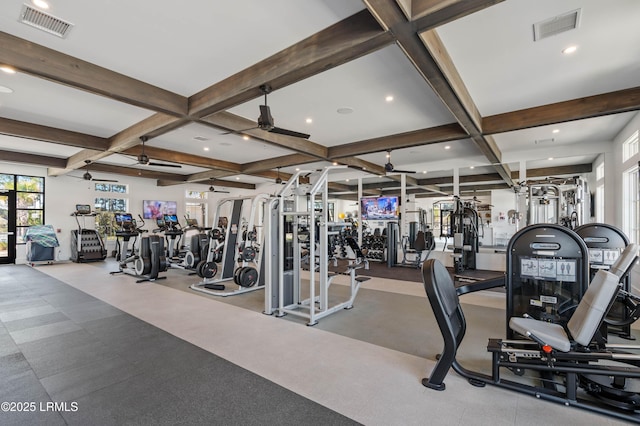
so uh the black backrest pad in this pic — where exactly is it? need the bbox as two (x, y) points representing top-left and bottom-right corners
(423, 259), (466, 344)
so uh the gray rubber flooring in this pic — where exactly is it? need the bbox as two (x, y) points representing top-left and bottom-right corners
(0, 265), (359, 426)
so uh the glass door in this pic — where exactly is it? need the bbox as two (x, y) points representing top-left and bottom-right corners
(0, 190), (17, 264)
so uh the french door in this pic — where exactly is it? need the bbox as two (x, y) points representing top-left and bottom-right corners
(0, 190), (16, 264)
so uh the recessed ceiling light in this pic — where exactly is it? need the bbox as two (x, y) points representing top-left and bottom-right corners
(0, 85), (14, 94)
(332, 162), (338, 166)
(385, 95), (394, 102)
(552, 129), (560, 134)
(203, 147), (210, 151)
(305, 118), (312, 124)
(236, 177), (240, 180)
(337, 107), (354, 114)
(346, 179), (350, 182)
(548, 157), (554, 160)
(422, 171), (427, 174)
(562, 45), (577, 55)
(32, 0), (49, 9)
(0, 66), (16, 74)
(242, 135), (249, 140)
(295, 168), (300, 171)
(444, 145), (451, 150)
(470, 166), (475, 169)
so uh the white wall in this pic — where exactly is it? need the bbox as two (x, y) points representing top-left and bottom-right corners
(0, 162), (269, 263)
(611, 111), (640, 230)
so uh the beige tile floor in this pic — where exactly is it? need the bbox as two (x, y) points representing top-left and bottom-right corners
(37, 260), (628, 425)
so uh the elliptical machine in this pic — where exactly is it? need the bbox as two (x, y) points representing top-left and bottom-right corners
(182, 218), (211, 270)
(110, 213), (167, 283)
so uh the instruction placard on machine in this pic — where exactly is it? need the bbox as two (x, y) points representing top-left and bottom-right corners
(520, 257), (577, 282)
(588, 248), (620, 266)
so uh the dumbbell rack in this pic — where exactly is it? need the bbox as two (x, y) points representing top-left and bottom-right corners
(361, 234), (387, 262)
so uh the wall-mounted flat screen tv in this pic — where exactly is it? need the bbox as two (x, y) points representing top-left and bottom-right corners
(143, 200), (177, 219)
(360, 196), (399, 221)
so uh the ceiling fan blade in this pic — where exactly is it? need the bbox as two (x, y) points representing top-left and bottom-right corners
(213, 190), (230, 194)
(269, 127), (310, 139)
(92, 178), (119, 183)
(386, 169), (416, 175)
(220, 126), (259, 135)
(147, 162), (182, 168)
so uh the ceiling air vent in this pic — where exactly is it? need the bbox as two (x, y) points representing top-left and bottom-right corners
(533, 9), (581, 41)
(534, 138), (555, 145)
(19, 4), (74, 38)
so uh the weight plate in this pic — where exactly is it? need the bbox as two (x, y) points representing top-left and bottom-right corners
(242, 246), (256, 262)
(233, 266), (244, 285)
(202, 261), (218, 279)
(196, 260), (207, 278)
(238, 266), (258, 288)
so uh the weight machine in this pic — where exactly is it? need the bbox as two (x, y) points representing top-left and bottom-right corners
(447, 196), (480, 274)
(182, 218), (211, 270)
(263, 166), (366, 326)
(110, 213), (167, 283)
(189, 194), (269, 296)
(526, 177), (590, 229)
(576, 223), (634, 339)
(70, 204), (107, 262)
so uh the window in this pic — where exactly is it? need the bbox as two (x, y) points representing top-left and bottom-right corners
(596, 184), (604, 223)
(14, 175), (45, 244)
(596, 163), (604, 181)
(622, 165), (639, 244)
(185, 190), (208, 227)
(94, 184), (128, 240)
(623, 130), (639, 163)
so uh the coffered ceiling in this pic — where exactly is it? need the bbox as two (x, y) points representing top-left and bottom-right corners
(0, 0), (638, 197)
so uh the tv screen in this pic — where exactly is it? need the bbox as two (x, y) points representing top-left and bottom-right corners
(115, 213), (133, 224)
(360, 196), (399, 221)
(143, 200), (177, 219)
(163, 214), (178, 224)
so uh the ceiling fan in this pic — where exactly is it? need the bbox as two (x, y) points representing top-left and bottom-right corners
(132, 137), (182, 168)
(275, 167), (285, 184)
(384, 150), (416, 174)
(71, 160), (118, 183)
(207, 179), (230, 193)
(222, 84), (310, 139)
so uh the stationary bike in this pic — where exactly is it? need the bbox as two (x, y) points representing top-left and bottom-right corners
(110, 213), (167, 283)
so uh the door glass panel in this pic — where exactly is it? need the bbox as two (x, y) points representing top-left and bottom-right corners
(16, 176), (43, 192)
(17, 192), (43, 209)
(0, 175), (14, 190)
(17, 210), (43, 226)
(0, 194), (9, 258)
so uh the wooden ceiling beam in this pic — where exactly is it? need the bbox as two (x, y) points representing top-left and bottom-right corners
(86, 163), (187, 181)
(122, 145), (242, 173)
(0, 31), (187, 116)
(364, 0), (513, 187)
(328, 123), (467, 158)
(0, 117), (108, 150)
(0, 149), (66, 168)
(201, 112), (327, 159)
(410, 0), (505, 32)
(242, 153), (317, 174)
(337, 157), (387, 176)
(483, 86), (640, 134)
(49, 113), (183, 176)
(188, 10), (393, 119)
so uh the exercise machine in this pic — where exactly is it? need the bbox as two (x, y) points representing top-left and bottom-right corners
(506, 224), (590, 339)
(110, 213), (167, 283)
(576, 223), (634, 339)
(190, 194), (268, 296)
(70, 204), (107, 262)
(182, 218), (211, 270)
(264, 166), (366, 325)
(422, 240), (640, 423)
(447, 196), (480, 274)
(525, 177), (590, 229)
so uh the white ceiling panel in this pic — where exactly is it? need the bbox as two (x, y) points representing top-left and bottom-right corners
(437, 0), (640, 116)
(0, 72), (153, 136)
(0, 134), (80, 157)
(228, 45), (455, 146)
(0, 0), (364, 96)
